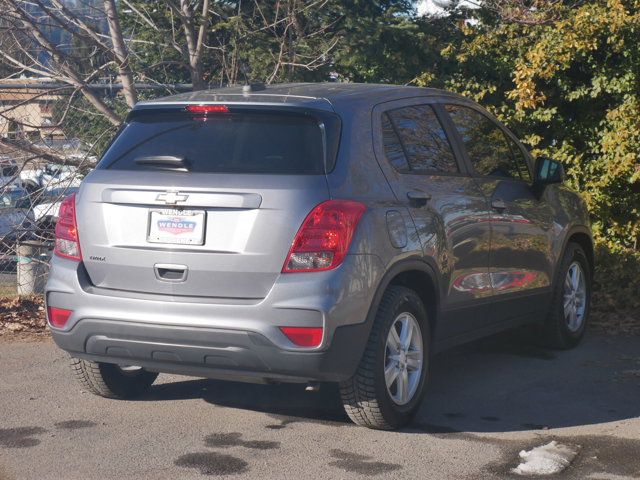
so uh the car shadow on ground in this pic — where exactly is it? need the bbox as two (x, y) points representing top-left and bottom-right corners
(141, 378), (350, 426)
(138, 331), (640, 433)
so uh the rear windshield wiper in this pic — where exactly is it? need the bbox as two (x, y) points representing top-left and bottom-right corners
(134, 155), (190, 171)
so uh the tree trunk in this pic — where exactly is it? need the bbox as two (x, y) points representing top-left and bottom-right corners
(104, 0), (138, 107)
(178, 0), (209, 90)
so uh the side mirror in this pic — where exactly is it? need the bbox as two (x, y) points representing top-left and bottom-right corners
(534, 157), (565, 186)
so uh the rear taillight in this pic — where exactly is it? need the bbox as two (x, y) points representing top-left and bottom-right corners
(282, 200), (365, 273)
(279, 327), (323, 347)
(54, 193), (82, 261)
(47, 307), (72, 328)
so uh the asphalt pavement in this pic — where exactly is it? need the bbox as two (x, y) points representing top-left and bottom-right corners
(1, 332), (639, 479)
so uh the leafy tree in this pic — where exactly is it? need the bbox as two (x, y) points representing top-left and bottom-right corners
(416, 0), (640, 252)
(120, 1), (343, 86)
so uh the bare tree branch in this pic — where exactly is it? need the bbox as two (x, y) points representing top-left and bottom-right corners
(121, 0), (158, 30)
(103, 0), (137, 107)
(3, 2), (123, 124)
(167, 0), (210, 90)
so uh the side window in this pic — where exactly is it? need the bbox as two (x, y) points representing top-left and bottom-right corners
(382, 105), (459, 174)
(506, 136), (532, 183)
(445, 105), (521, 180)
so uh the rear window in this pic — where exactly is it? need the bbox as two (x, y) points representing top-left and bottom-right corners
(98, 111), (328, 174)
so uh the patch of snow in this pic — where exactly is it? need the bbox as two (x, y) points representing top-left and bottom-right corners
(512, 441), (579, 476)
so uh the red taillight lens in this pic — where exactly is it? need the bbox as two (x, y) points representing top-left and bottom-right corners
(283, 200), (366, 273)
(185, 104), (229, 114)
(54, 193), (82, 261)
(279, 327), (323, 347)
(47, 307), (73, 328)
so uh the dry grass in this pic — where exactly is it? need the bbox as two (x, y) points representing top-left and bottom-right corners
(0, 283), (17, 298)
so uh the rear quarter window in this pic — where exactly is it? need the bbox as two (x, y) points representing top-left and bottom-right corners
(381, 105), (459, 174)
(98, 111), (327, 174)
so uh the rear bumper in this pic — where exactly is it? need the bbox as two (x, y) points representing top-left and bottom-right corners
(45, 254), (384, 383)
(51, 318), (370, 383)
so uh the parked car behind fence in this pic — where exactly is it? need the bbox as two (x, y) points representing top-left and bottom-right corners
(21, 164), (84, 194)
(0, 186), (35, 254)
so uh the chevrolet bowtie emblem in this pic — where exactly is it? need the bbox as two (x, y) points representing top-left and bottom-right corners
(156, 192), (189, 204)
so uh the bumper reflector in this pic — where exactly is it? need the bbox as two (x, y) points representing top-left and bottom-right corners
(279, 327), (323, 347)
(47, 307), (73, 328)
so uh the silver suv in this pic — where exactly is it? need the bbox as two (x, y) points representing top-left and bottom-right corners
(46, 83), (593, 430)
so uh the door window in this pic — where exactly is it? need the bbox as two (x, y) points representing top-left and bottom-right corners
(445, 105), (521, 180)
(381, 105), (458, 174)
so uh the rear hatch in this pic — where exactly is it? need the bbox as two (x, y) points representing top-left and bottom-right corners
(77, 105), (339, 299)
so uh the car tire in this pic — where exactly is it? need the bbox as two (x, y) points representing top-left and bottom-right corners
(540, 242), (591, 349)
(70, 358), (158, 399)
(339, 285), (430, 430)
(22, 181), (39, 194)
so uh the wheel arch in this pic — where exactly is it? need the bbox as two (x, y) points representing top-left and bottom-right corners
(562, 226), (594, 276)
(550, 225), (594, 296)
(365, 258), (441, 340)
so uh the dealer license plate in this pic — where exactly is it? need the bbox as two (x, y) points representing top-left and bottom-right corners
(147, 209), (205, 245)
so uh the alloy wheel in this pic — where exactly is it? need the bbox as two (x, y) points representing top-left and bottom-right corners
(563, 261), (587, 332)
(384, 312), (424, 406)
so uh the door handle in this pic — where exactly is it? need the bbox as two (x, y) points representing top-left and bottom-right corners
(491, 198), (507, 211)
(407, 191), (431, 208)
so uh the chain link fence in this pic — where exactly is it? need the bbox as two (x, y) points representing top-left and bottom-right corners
(0, 81), (187, 299)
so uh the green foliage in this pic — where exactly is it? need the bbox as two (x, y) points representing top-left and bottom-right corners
(416, 0), (640, 252)
(329, 0), (429, 82)
(593, 244), (640, 312)
(120, 1), (363, 85)
(118, 1), (434, 85)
